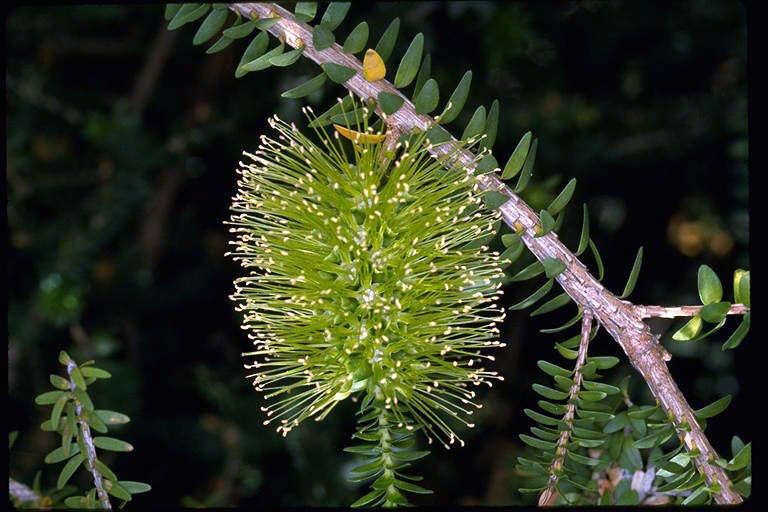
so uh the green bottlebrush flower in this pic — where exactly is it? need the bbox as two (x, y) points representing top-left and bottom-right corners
(228, 96), (507, 449)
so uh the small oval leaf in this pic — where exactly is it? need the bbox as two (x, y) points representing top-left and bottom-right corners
(374, 17), (400, 63)
(394, 33), (423, 88)
(413, 78), (439, 114)
(323, 62), (357, 83)
(342, 21), (368, 54)
(698, 264), (723, 305)
(281, 73), (326, 98)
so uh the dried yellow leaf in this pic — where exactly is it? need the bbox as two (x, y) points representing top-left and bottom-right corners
(362, 49), (386, 82)
(333, 124), (386, 144)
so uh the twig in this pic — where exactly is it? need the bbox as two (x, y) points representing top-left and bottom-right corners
(224, 4), (744, 503)
(637, 303), (749, 319)
(9, 477), (49, 508)
(65, 361), (111, 510)
(539, 310), (593, 507)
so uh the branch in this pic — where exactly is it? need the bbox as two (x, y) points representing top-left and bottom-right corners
(539, 310), (593, 507)
(9, 477), (49, 508)
(225, 4), (743, 503)
(65, 361), (112, 510)
(638, 303), (749, 319)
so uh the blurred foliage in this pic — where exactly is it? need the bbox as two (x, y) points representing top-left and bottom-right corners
(7, 1), (747, 506)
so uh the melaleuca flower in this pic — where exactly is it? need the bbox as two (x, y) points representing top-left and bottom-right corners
(228, 96), (507, 449)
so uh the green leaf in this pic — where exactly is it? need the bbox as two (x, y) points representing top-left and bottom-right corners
(79, 366), (111, 379)
(425, 125), (450, 145)
(587, 356), (619, 369)
(727, 442), (751, 471)
(546, 178), (576, 216)
(540, 310), (582, 333)
(321, 2), (350, 31)
(501, 233), (519, 248)
(672, 315), (703, 341)
(681, 485), (710, 506)
(523, 408), (559, 426)
(510, 261), (544, 282)
(412, 53), (431, 97)
(461, 106), (486, 142)
(270, 47), (304, 67)
(588, 239), (605, 281)
(206, 32), (236, 54)
(392, 450), (429, 462)
(106, 480), (132, 501)
(294, 2), (317, 22)
(567, 451), (601, 466)
(439, 71), (472, 124)
(627, 405), (658, 419)
(575, 204), (590, 256)
(519, 434), (556, 450)
(500, 239), (524, 266)
(281, 73), (326, 98)
(536, 210), (556, 237)
(531, 293), (571, 317)
(722, 313), (750, 350)
(193, 9), (229, 45)
(241, 41), (285, 72)
(50, 394), (69, 429)
(164, 4), (181, 21)
(394, 33), (423, 88)
(70, 367), (87, 391)
(698, 264), (723, 304)
(619, 247), (643, 298)
(378, 92), (404, 115)
(537, 360), (572, 378)
(93, 436), (134, 452)
(57, 454), (84, 489)
(413, 78), (439, 114)
(510, 278), (554, 310)
(580, 390), (607, 402)
(343, 21), (369, 54)
(95, 459), (117, 482)
(343, 444), (379, 455)
(582, 381), (620, 395)
(87, 411), (108, 434)
(45, 443), (79, 464)
(700, 301), (731, 323)
(119, 481), (152, 495)
(50, 374), (71, 390)
(374, 17), (400, 63)
(483, 191), (509, 210)
(322, 62), (356, 83)
(542, 257), (565, 278)
(393, 480), (433, 494)
(515, 138), (538, 193)
(694, 394), (731, 420)
(733, 269), (750, 306)
(532, 383), (569, 400)
(481, 99), (500, 150)
(74, 389), (94, 411)
(501, 131), (532, 180)
(36, 390), (65, 405)
(351, 489), (385, 507)
(235, 31), (269, 78)
(168, 4), (208, 31)
(313, 24), (335, 50)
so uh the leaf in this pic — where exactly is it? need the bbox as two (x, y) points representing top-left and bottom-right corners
(531, 293), (571, 317)
(536, 210), (555, 237)
(439, 71), (472, 124)
(294, 2), (317, 22)
(281, 73), (326, 98)
(580, 390), (607, 402)
(481, 99), (500, 150)
(567, 451), (601, 466)
(425, 125), (450, 144)
(576, 204), (590, 256)
(393, 480), (433, 494)
(500, 238), (525, 266)
(343, 22), (369, 54)
(582, 381), (620, 395)
(722, 313), (750, 350)
(223, 19), (259, 39)
(394, 33), (423, 88)
(524, 408), (559, 426)
(461, 106), (486, 142)
(587, 356), (619, 369)
(510, 279), (554, 310)
(70, 367), (87, 391)
(120, 481), (152, 495)
(313, 24), (335, 50)
(378, 92), (404, 115)
(413, 54), (431, 97)
(515, 138), (538, 193)
(87, 410), (108, 434)
(206, 32), (236, 54)
(694, 394), (731, 420)
(270, 46), (304, 67)
(93, 436), (134, 452)
(323, 62), (357, 83)
(235, 31), (269, 78)
(532, 383), (569, 400)
(392, 450), (429, 462)
(700, 301), (731, 324)
(79, 367), (111, 379)
(588, 239), (604, 281)
(35, 390), (65, 405)
(511, 261), (544, 282)
(698, 264), (723, 304)
(95, 459), (117, 482)
(501, 131), (532, 180)
(545, 178), (577, 216)
(542, 257), (565, 278)
(321, 2), (351, 31)
(241, 41), (285, 72)
(106, 479), (132, 501)
(482, 191), (509, 210)
(351, 489), (385, 507)
(727, 442), (751, 471)
(620, 247), (643, 298)
(50, 374), (70, 390)
(733, 269), (750, 306)
(413, 78), (439, 114)
(168, 4), (208, 31)
(164, 4), (181, 21)
(672, 315), (703, 341)
(374, 17), (400, 62)
(50, 394), (69, 429)
(193, 9), (229, 45)
(45, 443), (79, 464)
(540, 310), (582, 333)
(57, 454), (84, 489)
(537, 360), (572, 377)
(519, 434), (556, 450)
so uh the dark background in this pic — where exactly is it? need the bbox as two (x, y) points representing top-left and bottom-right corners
(7, 1), (748, 506)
